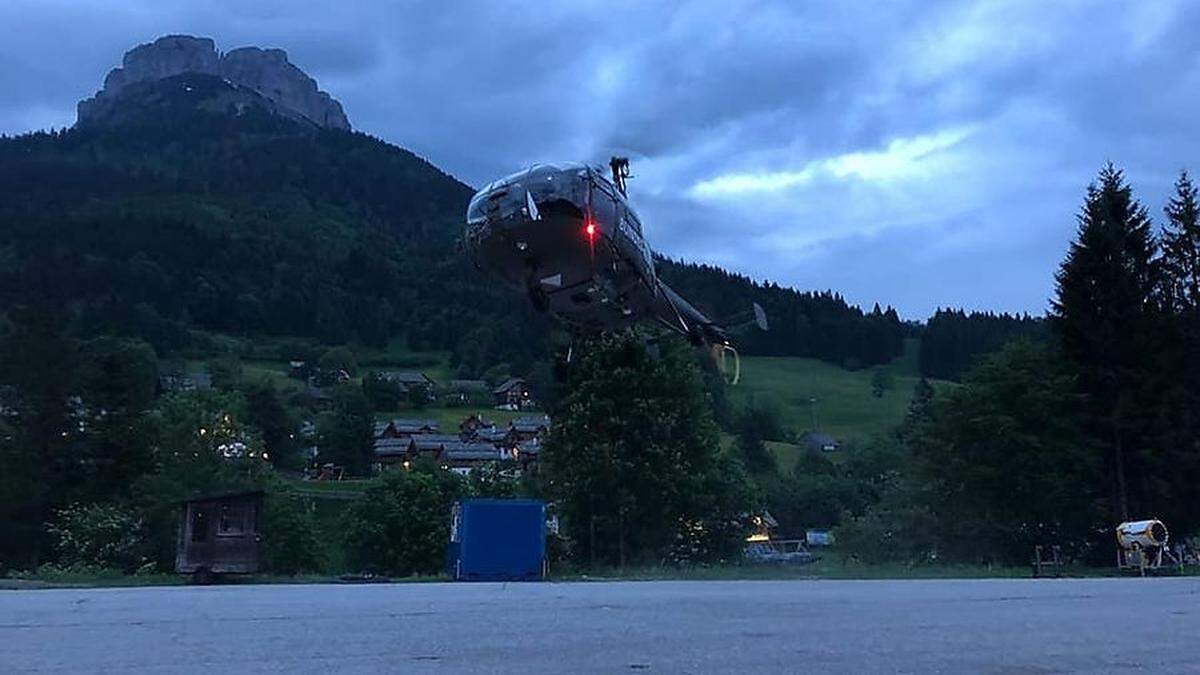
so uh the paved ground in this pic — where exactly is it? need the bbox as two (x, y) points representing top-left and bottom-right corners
(3, 577), (1199, 673)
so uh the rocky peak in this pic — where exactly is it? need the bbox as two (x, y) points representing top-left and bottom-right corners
(78, 35), (350, 130)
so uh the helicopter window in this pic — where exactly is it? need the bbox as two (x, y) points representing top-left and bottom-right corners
(466, 192), (488, 223)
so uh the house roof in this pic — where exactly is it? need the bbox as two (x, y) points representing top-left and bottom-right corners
(374, 437), (411, 456)
(180, 489), (265, 505)
(411, 434), (462, 451)
(511, 415), (550, 432)
(492, 377), (526, 394)
(386, 372), (434, 385)
(442, 442), (504, 461)
(389, 418), (440, 433)
(476, 427), (510, 442)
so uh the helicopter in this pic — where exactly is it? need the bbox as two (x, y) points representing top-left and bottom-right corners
(464, 157), (765, 383)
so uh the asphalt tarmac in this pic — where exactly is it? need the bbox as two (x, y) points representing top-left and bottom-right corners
(3, 577), (1199, 673)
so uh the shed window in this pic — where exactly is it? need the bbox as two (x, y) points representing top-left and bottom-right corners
(190, 508), (208, 542)
(218, 505), (246, 536)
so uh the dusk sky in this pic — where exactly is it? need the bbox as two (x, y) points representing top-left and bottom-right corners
(3, 0), (1198, 318)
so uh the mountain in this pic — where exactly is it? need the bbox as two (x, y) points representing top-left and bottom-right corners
(1, 36), (554, 376)
(78, 35), (349, 130)
(0, 34), (904, 376)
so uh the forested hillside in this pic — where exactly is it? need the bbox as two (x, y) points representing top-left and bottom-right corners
(0, 72), (910, 375)
(917, 309), (1046, 380)
(658, 259), (905, 368)
(0, 73), (556, 376)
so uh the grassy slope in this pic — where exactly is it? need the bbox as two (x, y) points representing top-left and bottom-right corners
(729, 339), (925, 441)
(727, 340), (951, 470)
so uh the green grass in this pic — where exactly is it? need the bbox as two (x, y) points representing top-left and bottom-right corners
(766, 441), (803, 473)
(9, 559), (1156, 589)
(729, 339), (946, 443)
(545, 558), (1143, 581)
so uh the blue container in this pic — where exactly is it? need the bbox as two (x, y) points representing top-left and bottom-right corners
(449, 499), (546, 581)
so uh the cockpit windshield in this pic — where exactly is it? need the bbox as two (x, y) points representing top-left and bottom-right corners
(467, 163), (590, 224)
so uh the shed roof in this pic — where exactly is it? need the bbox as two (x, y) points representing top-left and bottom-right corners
(180, 489), (265, 505)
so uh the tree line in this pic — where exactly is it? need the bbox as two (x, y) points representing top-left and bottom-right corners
(917, 309), (1046, 380)
(657, 258), (906, 368)
(834, 166), (1200, 565)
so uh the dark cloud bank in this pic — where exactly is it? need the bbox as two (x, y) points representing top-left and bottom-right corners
(4, 0), (1199, 318)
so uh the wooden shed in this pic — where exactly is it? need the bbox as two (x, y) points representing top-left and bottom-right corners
(176, 490), (264, 583)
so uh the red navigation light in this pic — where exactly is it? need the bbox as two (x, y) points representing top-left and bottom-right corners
(585, 222), (596, 237)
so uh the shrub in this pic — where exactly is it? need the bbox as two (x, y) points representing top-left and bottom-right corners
(48, 503), (150, 573)
(342, 463), (467, 576)
(262, 493), (326, 575)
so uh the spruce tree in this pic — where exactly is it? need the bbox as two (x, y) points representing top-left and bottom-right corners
(1051, 164), (1159, 523)
(1161, 171), (1200, 311)
(1157, 171), (1200, 530)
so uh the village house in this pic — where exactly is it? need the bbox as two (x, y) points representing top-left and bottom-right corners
(374, 413), (552, 474)
(441, 441), (510, 475)
(373, 436), (411, 468)
(475, 425), (512, 445)
(492, 377), (535, 410)
(377, 418), (441, 439)
(509, 414), (551, 442)
(443, 379), (488, 405)
(408, 434), (464, 459)
(515, 437), (541, 468)
(383, 372), (436, 399)
(458, 413), (495, 437)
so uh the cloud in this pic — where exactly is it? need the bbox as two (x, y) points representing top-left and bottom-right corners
(689, 126), (976, 197)
(2, 0), (1199, 318)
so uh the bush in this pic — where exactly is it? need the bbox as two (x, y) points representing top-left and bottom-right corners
(48, 503), (150, 573)
(833, 485), (938, 564)
(342, 464), (467, 576)
(362, 371), (403, 411)
(262, 493), (326, 575)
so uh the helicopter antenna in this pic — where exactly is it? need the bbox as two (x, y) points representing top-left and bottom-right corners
(610, 156), (631, 196)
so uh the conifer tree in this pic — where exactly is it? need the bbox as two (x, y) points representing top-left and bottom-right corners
(1051, 164), (1159, 522)
(1156, 171), (1200, 530)
(1161, 171), (1200, 311)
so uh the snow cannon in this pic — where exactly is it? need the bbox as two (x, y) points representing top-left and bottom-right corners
(1115, 519), (1181, 574)
(1116, 519), (1169, 550)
